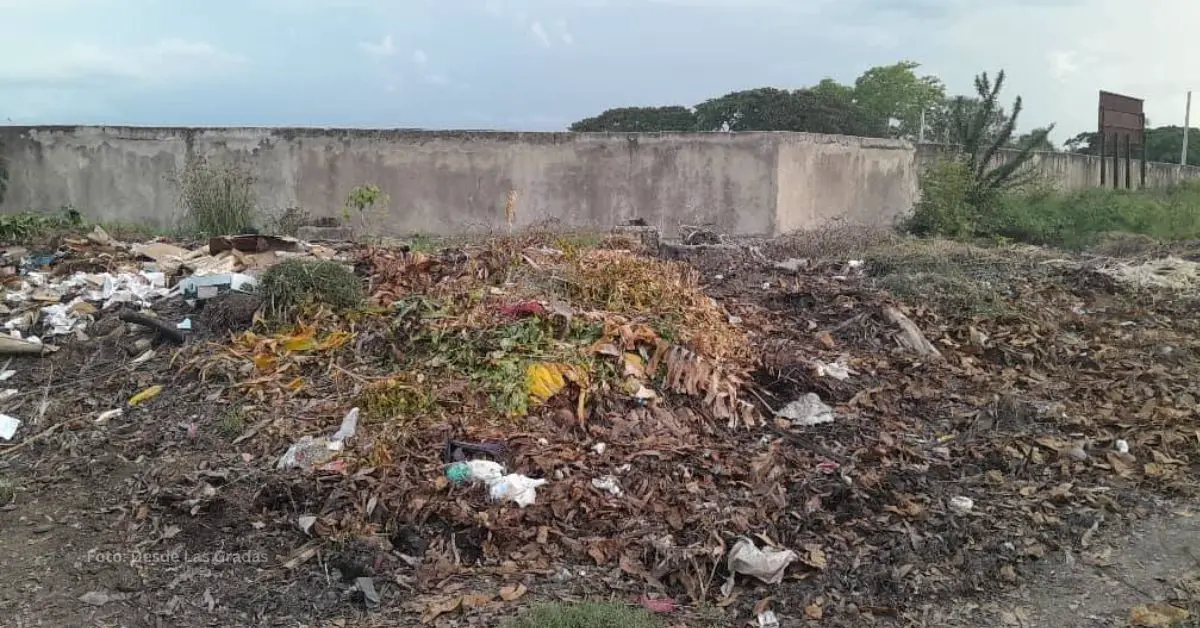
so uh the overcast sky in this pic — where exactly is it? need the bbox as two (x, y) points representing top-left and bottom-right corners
(0, 0), (1194, 142)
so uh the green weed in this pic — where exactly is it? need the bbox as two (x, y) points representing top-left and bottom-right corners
(500, 602), (663, 628)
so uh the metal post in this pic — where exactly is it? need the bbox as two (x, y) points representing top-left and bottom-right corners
(1112, 134), (1119, 189)
(1183, 91), (1192, 166)
(1124, 134), (1131, 189)
(1099, 132), (1107, 185)
(1141, 119), (1148, 188)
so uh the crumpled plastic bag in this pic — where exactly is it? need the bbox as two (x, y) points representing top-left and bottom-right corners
(487, 474), (546, 508)
(775, 393), (835, 426)
(445, 460), (505, 484)
(276, 408), (359, 471)
(721, 537), (798, 596)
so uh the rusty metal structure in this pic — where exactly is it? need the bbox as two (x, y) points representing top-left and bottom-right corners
(1097, 90), (1146, 188)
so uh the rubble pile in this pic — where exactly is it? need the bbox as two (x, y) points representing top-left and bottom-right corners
(2, 224), (1199, 625)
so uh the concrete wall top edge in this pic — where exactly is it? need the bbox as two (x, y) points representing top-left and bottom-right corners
(1, 125), (904, 148)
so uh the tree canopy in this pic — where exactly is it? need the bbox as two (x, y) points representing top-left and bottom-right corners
(569, 106), (696, 133)
(568, 60), (949, 140)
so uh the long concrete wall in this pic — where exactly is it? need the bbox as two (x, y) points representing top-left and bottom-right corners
(1, 126), (1198, 238)
(914, 144), (1200, 190)
(0, 126), (916, 237)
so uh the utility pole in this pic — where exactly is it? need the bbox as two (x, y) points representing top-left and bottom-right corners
(918, 109), (926, 143)
(1183, 91), (1192, 166)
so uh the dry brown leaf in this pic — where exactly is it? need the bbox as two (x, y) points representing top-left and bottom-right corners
(805, 603), (824, 620)
(499, 583), (528, 602)
(1129, 603), (1190, 626)
(421, 596), (463, 624)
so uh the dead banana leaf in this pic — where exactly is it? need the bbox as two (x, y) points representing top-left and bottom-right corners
(526, 362), (587, 407)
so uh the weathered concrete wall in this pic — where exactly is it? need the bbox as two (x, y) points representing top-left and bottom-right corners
(3, 127), (1199, 238)
(775, 134), (917, 233)
(0, 126), (919, 237)
(914, 144), (1200, 191)
(0, 127), (786, 236)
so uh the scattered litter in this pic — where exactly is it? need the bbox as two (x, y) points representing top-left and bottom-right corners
(0, 414), (20, 440)
(442, 439), (505, 463)
(773, 258), (808, 273)
(0, 389), (16, 402)
(0, 335), (48, 356)
(95, 409), (123, 425)
(757, 610), (780, 628)
(78, 590), (128, 606)
(775, 393), (835, 426)
(445, 460), (505, 484)
(0, 370), (14, 381)
(298, 515), (317, 534)
(276, 408), (359, 471)
(128, 385), (163, 406)
(722, 537), (798, 596)
(354, 576), (380, 608)
(949, 496), (974, 514)
(487, 474), (546, 508)
(637, 596), (676, 613)
(178, 273), (258, 301)
(814, 360), (853, 380)
(592, 442), (607, 455)
(1116, 439), (1130, 454)
(176, 318), (192, 330)
(591, 475), (623, 496)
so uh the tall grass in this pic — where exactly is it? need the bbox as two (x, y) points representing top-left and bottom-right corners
(174, 156), (259, 237)
(979, 181), (1200, 249)
(911, 157), (1200, 250)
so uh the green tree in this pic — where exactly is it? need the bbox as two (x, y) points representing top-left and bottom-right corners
(693, 88), (797, 132)
(925, 97), (1010, 144)
(692, 86), (881, 136)
(853, 60), (945, 139)
(569, 106), (696, 132)
(951, 69), (1052, 208)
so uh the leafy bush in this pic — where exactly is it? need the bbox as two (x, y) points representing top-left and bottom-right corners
(0, 206), (84, 241)
(174, 156), (259, 237)
(258, 259), (365, 319)
(500, 602), (663, 628)
(906, 158), (977, 238)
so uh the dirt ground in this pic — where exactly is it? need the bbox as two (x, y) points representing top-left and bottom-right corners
(1, 232), (1199, 627)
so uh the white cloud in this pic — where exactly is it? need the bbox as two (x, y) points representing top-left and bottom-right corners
(0, 38), (243, 88)
(530, 21), (552, 47)
(412, 49), (428, 68)
(358, 35), (396, 57)
(555, 19), (574, 45)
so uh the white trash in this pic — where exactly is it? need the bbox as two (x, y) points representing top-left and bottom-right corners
(721, 537), (798, 596)
(0, 413), (21, 440)
(487, 474), (546, 508)
(775, 393), (835, 426)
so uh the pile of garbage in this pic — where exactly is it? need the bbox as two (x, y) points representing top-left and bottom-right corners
(0, 227), (342, 343)
(5, 225), (1200, 624)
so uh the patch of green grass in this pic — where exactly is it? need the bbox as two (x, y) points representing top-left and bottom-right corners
(0, 206), (83, 241)
(217, 407), (246, 438)
(0, 478), (15, 506)
(978, 181), (1200, 249)
(500, 602), (663, 628)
